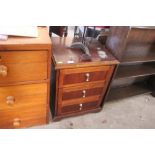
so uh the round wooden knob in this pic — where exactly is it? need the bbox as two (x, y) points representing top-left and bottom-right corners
(13, 118), (21, 127)
(6, 96), (15, 105)
(0, 65), (7, 77)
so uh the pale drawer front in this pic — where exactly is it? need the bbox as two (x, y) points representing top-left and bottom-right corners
(0, 51), (48, 64)
(0, 83), (47, 110)
(0, 104), (47, 128)
(0, 62), (47, 84)
(59, 66), (110, 88)
(0, 50), (48, 84)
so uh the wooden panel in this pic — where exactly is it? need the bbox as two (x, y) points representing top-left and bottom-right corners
(0, 104), (47, 128)
(111, 76), (149, 88)
(0, 62), (47, 84)
(122, 28), (155, 63)
(106, 27), (155, 102)
(0, 51), (47, 64)
(61, 101), (99, 114)
(148, 76), (155, 97)
(122, 51), (155, 64)
(115, 63), (155, 79)
(0, 83), (47, 110)
(59, 66), (110, 87)
(106, 26), (130, 60)
(128, 28), (155, 44)
(107, 83), (151, 101)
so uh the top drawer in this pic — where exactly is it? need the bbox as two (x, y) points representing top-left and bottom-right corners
(59, 66), (110, 87)
(0, 51), (48, 84)
(0, 51), (47, 64)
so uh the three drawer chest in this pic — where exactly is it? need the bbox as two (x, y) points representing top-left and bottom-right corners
(0, 27), (51, 128)
(51, 37), (119, 120)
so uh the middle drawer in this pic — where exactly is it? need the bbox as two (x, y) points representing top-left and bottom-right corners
(0, 83), (47, 110)
(62, 84), (104, 101)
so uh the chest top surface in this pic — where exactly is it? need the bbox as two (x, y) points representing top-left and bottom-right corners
(52, 37), (119, 69)
(0, 27), (51, 50)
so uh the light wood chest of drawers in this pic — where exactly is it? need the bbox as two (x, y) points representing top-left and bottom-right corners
(0, 27), (51, 128)
(51, 37), (119, 120)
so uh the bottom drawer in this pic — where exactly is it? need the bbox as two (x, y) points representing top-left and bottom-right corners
(61, 101), (99, 114)
(0, 104), (46, 128)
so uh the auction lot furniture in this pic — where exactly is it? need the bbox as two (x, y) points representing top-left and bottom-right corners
(106, 26), (155, 101)
(0, 27), (51, 128)
(50, 37), (119, 120)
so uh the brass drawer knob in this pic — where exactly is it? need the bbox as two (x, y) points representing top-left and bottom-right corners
(82, 90), (86, 98)
(13, 118), (21, 127)
(85, 73), (90, 82)
(6, 96), (15, 105)
(0, 65), (7, 77)
(79, 103), (83, 110)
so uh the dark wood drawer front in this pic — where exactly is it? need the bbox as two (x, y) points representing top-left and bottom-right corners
(61, 101), (99, 114)
(62, 87), (103, 100)
(59, 66), (110, 87)
(63, 71), (107, 85)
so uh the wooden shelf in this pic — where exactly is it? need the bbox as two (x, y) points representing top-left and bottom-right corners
(115, 63), (155, 79)
(107, 83), (151, 101)
(105, 27), (155, 102)
(122, 52), (155, 64)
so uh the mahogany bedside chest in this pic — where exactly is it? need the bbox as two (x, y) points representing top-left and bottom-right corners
(0, 27), (51, 128)
(50, 37), (119, 120)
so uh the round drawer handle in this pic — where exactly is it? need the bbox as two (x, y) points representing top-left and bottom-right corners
(79, 103), (83, 110)
(0, 65), (8, 77)
(13, 118), (21, 127)
(82, 90), (86, 98)
(85, 73), (90, 82)
(6, 96), (15, 105)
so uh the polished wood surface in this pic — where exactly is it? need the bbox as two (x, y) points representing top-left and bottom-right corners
(62, 87), (103, 100)
(59, 66), (110, 87)
(52, 37), (119, 69)
(61, 101), (99, 114)
(0, 83), (47, 110)
(0, 51), (47, 64)
(0, 27), (51, 50)
(51, 37), (118, 120)
(0, 62), (47, 84)
(106, 26), (155, 101)
(0, 104), (46, 128)
(56, 65), (115, 116)
(0, 27), (51, 128)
